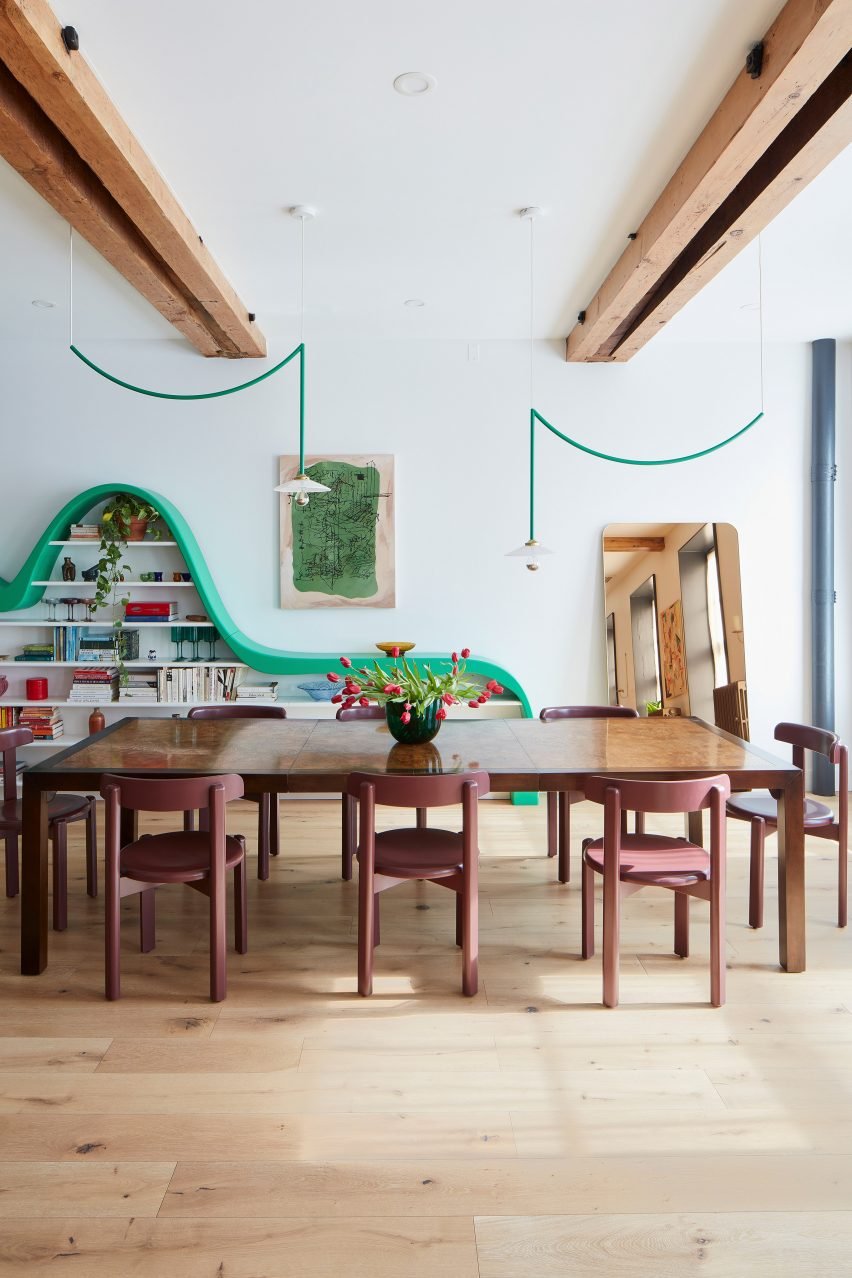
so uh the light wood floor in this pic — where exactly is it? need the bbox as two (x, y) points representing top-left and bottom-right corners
(0, 796), (851, 1276)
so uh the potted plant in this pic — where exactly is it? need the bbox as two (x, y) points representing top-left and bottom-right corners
(646, 700), (663, 717)
(327, 647), (501, 744)
(89, 495), (163, 683)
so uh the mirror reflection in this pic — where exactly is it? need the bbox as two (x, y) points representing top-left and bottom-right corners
(603, 523), (748, 738)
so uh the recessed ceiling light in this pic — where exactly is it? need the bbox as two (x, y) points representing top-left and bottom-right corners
(393, 71), (436, 96)
(31, 298), (56, 308)
(404, 298), (425, 308)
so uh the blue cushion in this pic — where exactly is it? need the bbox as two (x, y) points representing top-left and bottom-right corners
(297, 680), (339, 702)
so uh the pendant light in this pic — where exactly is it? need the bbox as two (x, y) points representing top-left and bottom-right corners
(507, 206), (553, 571)
(274, 206), (331, 506)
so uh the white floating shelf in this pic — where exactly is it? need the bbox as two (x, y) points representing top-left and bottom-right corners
(33, 581), (196, 588)
(0, 661), (244, 668)
(20, 738), (81, 748)
(48, 540), (178, 547)
(0, 620), (215, 627)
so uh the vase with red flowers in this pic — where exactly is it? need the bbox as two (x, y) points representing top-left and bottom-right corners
(326, 647), (503, 745)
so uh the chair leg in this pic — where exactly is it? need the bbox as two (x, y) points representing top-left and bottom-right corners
(462, 882), (478, 998)
(456, 893), (463, 947)
(341, 794), (355, 881)
(558, 793), (571, 884)
(139, 888), (156, 953)
(4, 833), (18, 899)
(748, 817), (766, 930)
(674, 892), (689, 958)
(634, 812), (645, 835)
(183, 810), (196, 832)
(51, 823), (68, 932)
(416, 808), (428, 829)
(602, 859), (620, 1011)
(373, 894), (381, 948)
(546, 792), (558, 858)
(234, 856), (248, 954)
(839, 836), (848, 930)
(257, 794), (271, 882)
(85, 798), (98, 899)
(581, 855), (595, 959)
(210, 864), (227, 1004)
(358, 878), (375, 998)
(105, 875), (121, 1003)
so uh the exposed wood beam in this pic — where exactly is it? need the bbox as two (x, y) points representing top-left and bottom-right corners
(0, 0), (265, 358)
(567, 0), (852, 363)
(603, 537), (666, 553)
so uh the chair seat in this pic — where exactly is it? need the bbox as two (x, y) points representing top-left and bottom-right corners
(584, 833), (711, 886)
(121, 831), (245, 884)
(358, 827), (466, 879)
(726, 792), (834, 828)
(0, 792), (90, 832)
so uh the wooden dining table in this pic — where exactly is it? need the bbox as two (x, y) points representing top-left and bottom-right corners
(20, 714), (804, 976)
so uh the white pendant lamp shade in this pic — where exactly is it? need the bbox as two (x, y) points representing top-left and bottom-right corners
(506, 538), (554, 572)
(274, 473), (331, 506)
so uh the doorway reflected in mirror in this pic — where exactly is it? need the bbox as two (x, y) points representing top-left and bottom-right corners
(603, 524), (748, 739)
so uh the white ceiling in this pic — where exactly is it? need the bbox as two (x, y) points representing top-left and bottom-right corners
(1, 0), (849, 344)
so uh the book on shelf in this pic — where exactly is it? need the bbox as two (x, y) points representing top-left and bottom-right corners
(0, 707), (16, 729)
(68, 667), (119, 704)
(69, 524), (101, 539)
(155, 664), (244, 704)
(18, 706), (64, 739)
(124, 602), (179, 619)
(236, 681), (279, 702)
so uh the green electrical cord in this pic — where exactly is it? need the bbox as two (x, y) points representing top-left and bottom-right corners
(69, 342), (302, 400)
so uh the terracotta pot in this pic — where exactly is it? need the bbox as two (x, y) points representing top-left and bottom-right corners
(88, 709), (106, 735)
(126, 517), (149, 542)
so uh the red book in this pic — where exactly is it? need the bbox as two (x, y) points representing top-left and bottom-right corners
(124, 602), (178, 616)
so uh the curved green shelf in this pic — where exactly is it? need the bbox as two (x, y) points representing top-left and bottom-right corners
(0, 483), (532, 717)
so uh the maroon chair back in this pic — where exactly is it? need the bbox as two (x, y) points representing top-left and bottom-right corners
(584, 773), (730, 814)
(347, 770), (490, 808)
(188, 706), (287, 720)
(540, 705), (638, 721)
(100, 772), (244, 813)
(775, 721), (843, 767)
(1, 727), (33, 802)
(336, 705), (385, 722)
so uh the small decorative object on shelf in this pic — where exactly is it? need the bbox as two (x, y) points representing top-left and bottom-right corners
(186, 614), (208, 622)
(376, 641), (415, 656)
(0, 675), (7, 697)
(88, 708), (106, 735)
(81, 565), (99, 581)
(147, 649), (157, 661)
(61, 557), (77, 581)
(25, 677), (48, 700)
(327, 646), (499, 744)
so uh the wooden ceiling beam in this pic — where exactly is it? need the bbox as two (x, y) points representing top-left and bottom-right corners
(0, 0), (265, 357)
(567, 0), (852, 363)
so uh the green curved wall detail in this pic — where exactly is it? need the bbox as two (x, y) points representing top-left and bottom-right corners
(0, 483), (532, 717)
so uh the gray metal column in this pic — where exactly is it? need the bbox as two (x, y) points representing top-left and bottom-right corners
(811, 338), (836, 796)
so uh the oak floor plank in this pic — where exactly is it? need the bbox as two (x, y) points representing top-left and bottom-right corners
(474, 1211), (852, 1277)
(0, 1216), (479, 1277)
(0, 1038), (110, 1071)
(0, 1162), (174, 1218)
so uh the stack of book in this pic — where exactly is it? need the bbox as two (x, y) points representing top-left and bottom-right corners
(236, 681), (279, 704)
(68, 667), (119, 704)
(18, 706), (64, 739)
(125, 602), (179, 623)
(76, 629), (140, 662)
(157, 665), (244, 704)
(118, 672), (158, 703)
(15, 643), (53, 663)
(69, 523), (100, 540)
(0, 707), (17, 729)
(52, 625), (83, 662)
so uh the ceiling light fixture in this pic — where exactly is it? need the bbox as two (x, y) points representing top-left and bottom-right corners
(31, 298), (56, 308)
(507, 207), (554, 572)
(393, 71), (437, 96)
(404, 298), (425, 308)
(274, 206), (331, 507)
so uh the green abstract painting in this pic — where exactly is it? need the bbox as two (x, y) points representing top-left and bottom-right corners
(279, 454), (395, 608)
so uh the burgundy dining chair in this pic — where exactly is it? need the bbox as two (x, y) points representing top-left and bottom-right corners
(1, 725), (97, 930)
(336, 703), (429, 881)
(581, 773), (730, 1008)
(348, 769), (489, 997)
(187, 705), (286, 881)
(539, 706), (640, 883)
(726, 721), (848, 929)
(100, 772), (247, 1002)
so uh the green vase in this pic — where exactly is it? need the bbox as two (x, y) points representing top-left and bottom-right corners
(385, 699), (441, 745)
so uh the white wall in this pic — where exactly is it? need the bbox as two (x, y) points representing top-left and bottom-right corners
(0, 329), (839, 755)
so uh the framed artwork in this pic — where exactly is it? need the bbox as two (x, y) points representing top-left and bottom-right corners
(279, 454), (395, 608)
(660, 598), (687, 699)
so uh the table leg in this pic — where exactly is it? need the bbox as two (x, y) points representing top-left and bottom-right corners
(776, 770), (806, 972)
(21, 781), (48, 975)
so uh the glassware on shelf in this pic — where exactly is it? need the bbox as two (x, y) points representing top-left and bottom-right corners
(59, 597), (76, 622)
(43, 598), (58, 622)
(188, 626), (202, 664)
(170, 626), (188, 662)
(203, 625), (220, 662)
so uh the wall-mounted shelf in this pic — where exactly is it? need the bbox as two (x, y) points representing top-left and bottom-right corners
(48, 540), (179, 548)
(0, 660), (245, 669)
(0, 620), (215, 628)
(32, 581), (196, 588)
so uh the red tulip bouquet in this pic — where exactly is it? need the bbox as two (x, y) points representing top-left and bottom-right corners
(327, 647), (504, 744)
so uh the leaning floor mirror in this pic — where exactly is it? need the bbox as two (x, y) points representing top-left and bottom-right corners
(603, 523), (748, 739)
